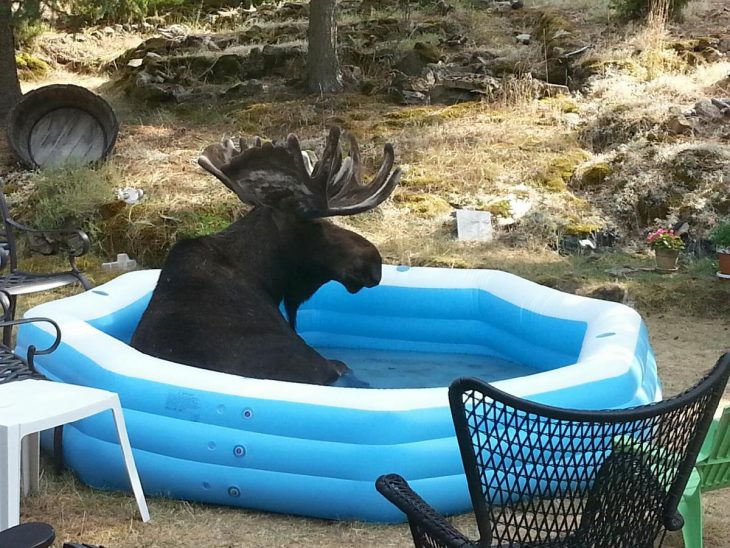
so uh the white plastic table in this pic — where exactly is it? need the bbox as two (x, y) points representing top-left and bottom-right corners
(0, 379), (150, 531)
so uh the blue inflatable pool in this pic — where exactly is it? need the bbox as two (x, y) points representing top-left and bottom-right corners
(17, 265), (660, 522)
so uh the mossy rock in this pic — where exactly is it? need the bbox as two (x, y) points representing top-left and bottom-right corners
(635, 190), (684, 227)
(485, 200), (512, 218)
(563, 222), (601, 236)
(536, 151), (591, 192)
(667, 147), (727, 189)
(393, 191), (453, 218)
(540, 96), (579, 113)
(571, 162), (612, 189)
(534, 13), (575, 46)
(15, 52), (50, 79)
(209, 54), (243, 82)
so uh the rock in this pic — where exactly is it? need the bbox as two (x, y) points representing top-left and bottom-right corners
(159, 24), (188, 38)
(145, 15), (165, 26)
(572, 162), (612, 189)
(114, 24), (124, 32)
(693, 99), (723, 121)
(495, 192), (531, 226)
(435, 0), (454, 15)
(210, 54), (243, 82)
(341, 64), (363, 87)
(584, 285), (628, 304)
(396, 43), (442, 76)
(74, 34), (87, 42)
(222, 80), (265, 98)
(664, 113), (694, 136)
(511, 0), (524, 8)
(538, 151), (591, 191)
(563, 112), (582, 127)
(102, 26), (114, 36)
(515, 33), (531, 45)
(127, 58), (144, 68)
(535, 275), (582, 294)
(604, 266), (637, 277)
(399, 90), (430, 104)
(133, 71), (176, 101)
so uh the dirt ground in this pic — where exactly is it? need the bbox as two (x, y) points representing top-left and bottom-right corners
(17, 311), (730, 548)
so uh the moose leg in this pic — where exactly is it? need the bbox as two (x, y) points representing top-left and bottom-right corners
(329, 359), (371, 388)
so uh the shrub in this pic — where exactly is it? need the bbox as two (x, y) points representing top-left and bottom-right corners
(609, 0), (693, 22)
(709, 221), (730, 252)
(27, 163), (121, 238)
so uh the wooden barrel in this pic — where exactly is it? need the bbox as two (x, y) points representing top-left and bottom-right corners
(6, 84), (119, 169)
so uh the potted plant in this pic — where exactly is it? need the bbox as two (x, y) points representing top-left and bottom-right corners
(646, 227), (684, 271)
(709, 220), (730, 278)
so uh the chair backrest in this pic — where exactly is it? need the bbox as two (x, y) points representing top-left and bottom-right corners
(697, 404), (730, 492)
(448, 352), (730, 548)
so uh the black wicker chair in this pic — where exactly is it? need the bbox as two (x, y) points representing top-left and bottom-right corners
(377, 352), (730, 548)
(0, 189), (91, 344)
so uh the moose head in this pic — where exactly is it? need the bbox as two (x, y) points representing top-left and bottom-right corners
(131, 127), (401, 385)
(197, 126), (401, 328)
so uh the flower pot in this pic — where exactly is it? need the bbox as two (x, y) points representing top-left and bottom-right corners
(655, 248), (680, 271)
(719, 251), (730, 279)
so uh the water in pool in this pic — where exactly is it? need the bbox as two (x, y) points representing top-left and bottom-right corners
(317, 346), (538, 389)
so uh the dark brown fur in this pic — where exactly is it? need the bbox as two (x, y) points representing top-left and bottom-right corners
(130, 208), (381, 385)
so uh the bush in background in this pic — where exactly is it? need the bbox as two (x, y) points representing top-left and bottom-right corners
(609, 0), (693, 21)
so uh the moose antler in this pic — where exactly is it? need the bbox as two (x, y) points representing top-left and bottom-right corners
(198, 127), (401, 218)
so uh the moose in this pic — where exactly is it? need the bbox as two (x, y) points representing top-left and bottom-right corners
(131, 127), (401, 385)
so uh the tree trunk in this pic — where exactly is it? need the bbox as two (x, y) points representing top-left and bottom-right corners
(0, 0), (21, 127)
(307, 0), (342, 93)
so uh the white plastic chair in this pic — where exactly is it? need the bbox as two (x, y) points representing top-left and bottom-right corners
(0, 316), (149, 532)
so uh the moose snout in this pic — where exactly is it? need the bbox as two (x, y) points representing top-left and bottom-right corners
(342, 263), (382, 293)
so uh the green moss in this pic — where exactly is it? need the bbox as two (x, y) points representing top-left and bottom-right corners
(15, 52), (50, 79)
(564, 223), (601, 236)
(402, 174), (443, 189)
(536, 151), (591, 192)
(572, 162), (613, 189)
(485, 200), (512, 218)
(384, 103), (480, 128)
(540, 96), (579, 113)
(392, 192), (452, 218)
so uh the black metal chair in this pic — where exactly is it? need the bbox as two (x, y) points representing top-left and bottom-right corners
(377, 353), (730, 548)
(0, 521), (104, 547)
(0, 189), (92, 344)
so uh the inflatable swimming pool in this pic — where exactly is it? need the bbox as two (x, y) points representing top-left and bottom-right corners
(17, 265), (660, 522)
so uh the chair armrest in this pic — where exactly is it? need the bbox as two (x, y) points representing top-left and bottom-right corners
(376, 474), (476, 548)
(6, 219), (91, 258)
(0, 316), (62, 357)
